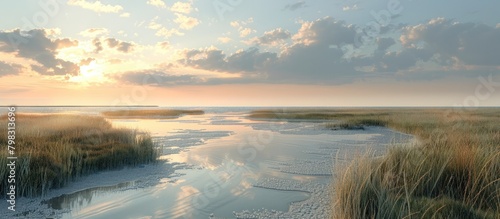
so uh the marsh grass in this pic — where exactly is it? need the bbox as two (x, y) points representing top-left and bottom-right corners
(102, 109), (204, 118)
(0, 114), (158, 197)
(249, 108), (500, 218)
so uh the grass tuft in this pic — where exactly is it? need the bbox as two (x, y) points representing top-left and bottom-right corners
(330, 109), (500, 219)
(0, 114), (158, 197)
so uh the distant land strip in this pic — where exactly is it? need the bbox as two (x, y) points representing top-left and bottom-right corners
(0, 105), (159, 107)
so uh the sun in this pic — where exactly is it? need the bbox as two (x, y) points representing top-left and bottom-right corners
(69, 60), (107, 85)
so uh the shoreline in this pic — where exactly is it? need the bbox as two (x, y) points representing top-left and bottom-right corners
(1, 161), (176, 218)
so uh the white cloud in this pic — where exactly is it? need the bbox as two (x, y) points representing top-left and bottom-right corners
(174, 13), (200, 30)
(156, 27), (184, 38)
(230, 18), (253, 27)
(239, 28), (254, 37)
(230, 18), (255, 38)
(120, 12), (130, 17)
(252, 28), (291, 46)
(147, 0), (166, 8)
(230, 21), (240, 28)
(148, 17), (163, 30)
(79, 28), (108, 37)
(218, 37), (232, 43)
(148, 16), (184, 38)
(292, 17), (356, 46)
(170, 1), (193, 14)
(174, 17), (363, 84)
(67, 0), (123, 13)
(342, 4), (359, 11)
(178, 47), (277, 74)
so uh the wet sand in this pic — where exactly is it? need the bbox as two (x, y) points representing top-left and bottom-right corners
(1, 109), (413, 219)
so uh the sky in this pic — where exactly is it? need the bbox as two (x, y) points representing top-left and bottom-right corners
(0, 0), (499, 106)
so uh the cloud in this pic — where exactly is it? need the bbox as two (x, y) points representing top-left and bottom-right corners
(170, 1), (193, 14)
(284, 1), (307, 11)
(342, 4), (359, 11)
(226, 48), (278, 73)
(0, 29), (80, 76)
(174, 13), (200, 30)
(55, 38), (79, 49)
(119, 70), (203, 86)
(148, 16), (184, 38)
(147, 0), (166, 8)
(178, 47), (277, 73)
(293, 17), (357, 46)
(173, 17), (364, 84)
(118, 69), (263, 87)
(120, 12), (130, 17)
(156, 27), (184, 38)
(252, 28), (291, 46)
(148, 17), (163, 30)
(230, 18), (255, 38)
(107, 58), (123, 64)
(230, 21), (240, 28)
(156, 41), (170, 50)
(67, 0), (123, 13)
(79, 58), (95, 66)
(218, 37), (232, 43)
(239, 28), (254, 37)
(0, 61), (23, 77)
(370, 47), (434, 72)
(352, 19), (500, 73)
(91, 37), (134, 53)
(376, 37), (396, 51)
(273, 43), (360, 83)
(80, 28), (108, 37)
(105, 38), (134, 53)
(125, 17), (500, 87)
(400, 18), (500, 66)
(129, 16), (498, 87)
(178, 47), (227, 71)
(169, 17), (447, 85)
(92, 37), (103, 53)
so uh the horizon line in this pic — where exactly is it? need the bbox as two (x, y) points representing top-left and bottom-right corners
(0, 105), (159, 107)
(1, 105), (500, 108)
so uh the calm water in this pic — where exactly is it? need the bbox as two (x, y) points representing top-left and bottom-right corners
(7, 107), (410, 218)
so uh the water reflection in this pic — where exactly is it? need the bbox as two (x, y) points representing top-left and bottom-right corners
(43, 110), (410, 218)
(43, 181), (135, 210)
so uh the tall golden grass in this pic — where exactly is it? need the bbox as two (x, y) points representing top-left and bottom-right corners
(0, 114), (158, 197)
(249, 108), (500, 218)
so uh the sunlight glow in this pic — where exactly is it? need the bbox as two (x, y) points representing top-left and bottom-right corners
(69, 60), (108, 85)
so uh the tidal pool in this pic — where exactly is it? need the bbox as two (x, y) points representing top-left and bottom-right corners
(24, 107), (411, 219)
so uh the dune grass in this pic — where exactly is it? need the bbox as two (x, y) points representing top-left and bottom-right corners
(101, 109), (204, 118)
(249, 108), (500, 218)
(0, 114), (158, 197)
